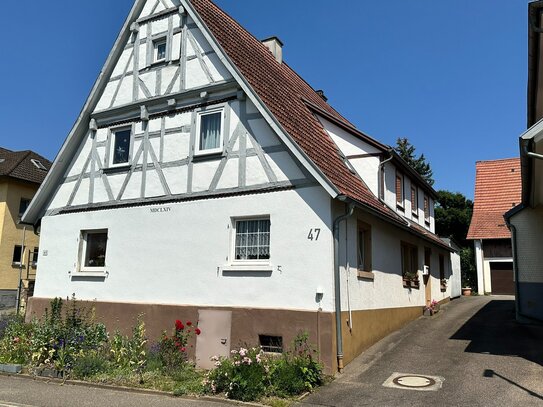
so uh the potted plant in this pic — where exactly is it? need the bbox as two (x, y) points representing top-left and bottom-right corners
(462, 287), (472, 296)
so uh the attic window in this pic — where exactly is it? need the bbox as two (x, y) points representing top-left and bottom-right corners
(154, 38), (167, 62)
(31, 159), (47, 170)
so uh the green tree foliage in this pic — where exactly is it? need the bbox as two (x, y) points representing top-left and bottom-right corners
(394, 138), (434, 186)
(435, 190), (477, 288)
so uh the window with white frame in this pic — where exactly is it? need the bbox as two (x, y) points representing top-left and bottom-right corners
(196, 109), (224, 155)
(79, 230), (108, 271)
(234, 218), (270, 261)
(110, 127), (132, 166)
(153, 38), (167, 63)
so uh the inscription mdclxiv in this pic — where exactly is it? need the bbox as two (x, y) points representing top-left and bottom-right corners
(150, 207), (171, 213)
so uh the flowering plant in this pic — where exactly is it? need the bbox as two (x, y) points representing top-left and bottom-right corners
(425, 299), (439, 312)
(158, 319), (201, 370)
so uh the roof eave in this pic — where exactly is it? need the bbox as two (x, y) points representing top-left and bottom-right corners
(388, 150), (438, 199)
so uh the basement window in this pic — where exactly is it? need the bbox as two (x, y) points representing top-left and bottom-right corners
(259, 335), (283, 353)
(79, 230), (108, 272)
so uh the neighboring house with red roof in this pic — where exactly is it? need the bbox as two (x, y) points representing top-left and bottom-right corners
(0, 148), (51, 310)
(504, 0), (543, 322)
(467, 159), (521, 295)
(22, 0), (453, 372)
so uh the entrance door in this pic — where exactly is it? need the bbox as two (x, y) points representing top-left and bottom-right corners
(195, 310), (232, 369)
(490, 262), (514, 295)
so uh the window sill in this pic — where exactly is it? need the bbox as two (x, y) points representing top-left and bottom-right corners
(71, 271), (108, 279)
(103, 164), (131, 174)
(403, 279), (420, 289)
(193, 151), (224, 162)
(396, 204), (405, 212)
(357, 270), (374, 280)
(11, 263), (24, 268)
(222, 264), (273, 272)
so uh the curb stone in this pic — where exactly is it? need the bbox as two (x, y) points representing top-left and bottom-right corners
(0, 372), (265, 406)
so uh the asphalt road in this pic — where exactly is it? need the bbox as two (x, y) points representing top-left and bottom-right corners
(300, 295), (543, 407)
(0, 376), (231, 407)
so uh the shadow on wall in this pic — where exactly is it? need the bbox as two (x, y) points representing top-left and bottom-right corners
(450, 300), (543, 367)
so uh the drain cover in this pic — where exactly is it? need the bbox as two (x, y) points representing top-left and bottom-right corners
(383, 372), (444, 391)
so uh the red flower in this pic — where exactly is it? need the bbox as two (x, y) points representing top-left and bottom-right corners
(186, 321), (192, 326)
(175, 320), (184, 330)
(195, 328), (201, 335)
(181, 347), (186, 352)
(175, 341), (181, 347)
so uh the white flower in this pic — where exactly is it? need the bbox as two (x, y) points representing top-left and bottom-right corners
(214, 361), (221, 367)
(239, 347), (247, 357)
(243, 357), (252, 365)
(210, 355), (219, 361)
(234, 361), (241, 366)
(230, 349), (238, 354)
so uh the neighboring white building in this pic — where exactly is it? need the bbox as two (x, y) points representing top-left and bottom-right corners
(22, 0), (453, 372)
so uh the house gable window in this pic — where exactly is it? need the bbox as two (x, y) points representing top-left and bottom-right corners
(396, 173), (404, 210)
(234, 218), (270, 261)
(110, 127), (132, 167)
(401, 241), (419, 288)
(153, 38), (167, 63)
(79, 230), (108, 272)
(357, 221), (372, 275)
(195, 109), (224, 156)
(411, 187), (418, 217)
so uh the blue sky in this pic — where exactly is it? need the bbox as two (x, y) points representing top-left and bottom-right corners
(0, 1), (528, 198)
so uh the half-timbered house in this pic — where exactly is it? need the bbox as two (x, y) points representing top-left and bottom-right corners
(22, 0), (453, 372)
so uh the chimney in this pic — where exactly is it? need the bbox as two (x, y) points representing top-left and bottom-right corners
(315, 90), (328, 102)
(261, 36), (283, 64)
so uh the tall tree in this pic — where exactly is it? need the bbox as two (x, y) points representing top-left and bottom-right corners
(394, 138), (434, 186)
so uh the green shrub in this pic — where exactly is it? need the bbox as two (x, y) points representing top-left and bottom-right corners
(0, 316), (32, 364)
(109, 315), (147, 382)
(72, 351), (109, 379)
(204, 332), (323, 402)
(157, 319), (200, 372)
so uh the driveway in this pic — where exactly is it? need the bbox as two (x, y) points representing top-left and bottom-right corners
(300, 296), (543, 407)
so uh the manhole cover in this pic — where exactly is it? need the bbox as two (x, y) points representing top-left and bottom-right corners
(393, 375), (436, 388)
(383, 372), (444, 392)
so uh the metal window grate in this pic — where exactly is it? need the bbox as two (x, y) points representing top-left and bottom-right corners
(259, 335), (283, 353)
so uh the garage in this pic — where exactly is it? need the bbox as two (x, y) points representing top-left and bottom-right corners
(490, 262), (515, 295)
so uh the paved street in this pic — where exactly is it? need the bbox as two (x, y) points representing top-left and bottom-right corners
(0, 376), (230, 407)
(300, 296), (543, 407)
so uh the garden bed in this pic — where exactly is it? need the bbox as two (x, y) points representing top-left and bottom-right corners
(0, 297), (324, 405)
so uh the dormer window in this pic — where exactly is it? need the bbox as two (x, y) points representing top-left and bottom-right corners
(154, 38), (167, 63)
(30, 159), (47, 170)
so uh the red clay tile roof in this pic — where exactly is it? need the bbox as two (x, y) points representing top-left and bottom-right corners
(189, 0), (450, 250)
(467, 158), (521, 240)
(0, 147), (51, 185)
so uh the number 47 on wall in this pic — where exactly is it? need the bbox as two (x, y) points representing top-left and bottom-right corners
(307, 228), (321, 241)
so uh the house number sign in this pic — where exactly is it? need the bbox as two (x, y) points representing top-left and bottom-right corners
(150, 206), (171, 213)
(307, 228), (321, 241)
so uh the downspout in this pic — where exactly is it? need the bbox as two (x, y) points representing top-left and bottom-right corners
(505, 219), (522, 320)
(378, 152), (393, 202)
(333, 197), (355, 372)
